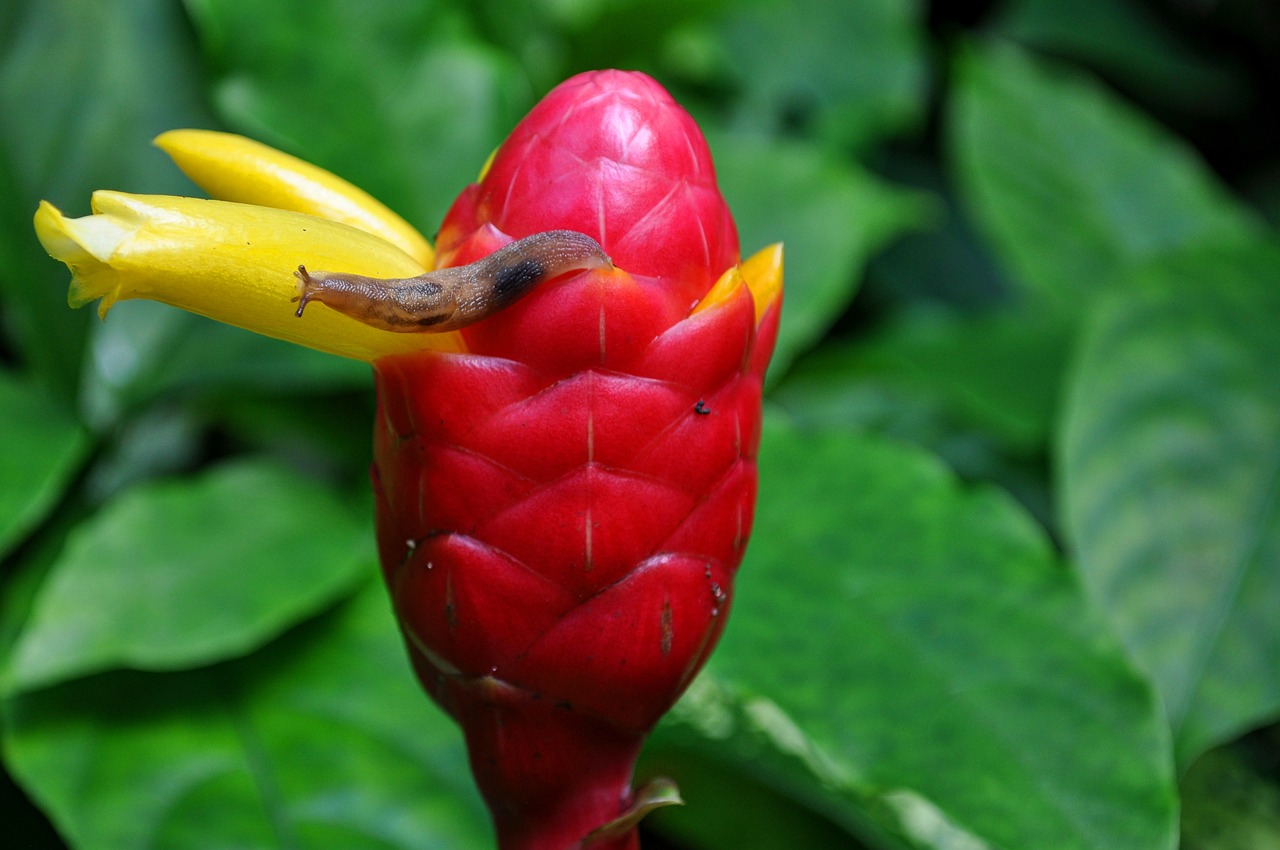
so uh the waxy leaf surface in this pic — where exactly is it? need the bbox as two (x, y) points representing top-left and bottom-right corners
(718, 0), (926, 149)
(1060, 240), (1280, 766)
(8, 462), (372, 691)
(4, 583), (490, 850)
(658, 423), (1178, 850)
(0, 0), (215, 398)
(950, 41), (1258, 313)
(774, 308), (1069, 455)
(186, 0), (528, 233)
(0, 373), (87, 558)
(713, 133), (928, 380)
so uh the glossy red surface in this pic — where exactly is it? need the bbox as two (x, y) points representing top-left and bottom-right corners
(372, 70), (777, 850)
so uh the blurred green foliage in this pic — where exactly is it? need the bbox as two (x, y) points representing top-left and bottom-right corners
(2, 1), (1278, 848)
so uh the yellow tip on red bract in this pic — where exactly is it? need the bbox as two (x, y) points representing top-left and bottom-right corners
(740, 242), (784, 323)
(694, 243), (783, 323)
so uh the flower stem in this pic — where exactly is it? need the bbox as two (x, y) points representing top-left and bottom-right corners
(440, 676), (646, 850)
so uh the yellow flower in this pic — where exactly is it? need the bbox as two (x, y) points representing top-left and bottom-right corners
(35, 129), (781, 362)
(34, 130), (464, 361)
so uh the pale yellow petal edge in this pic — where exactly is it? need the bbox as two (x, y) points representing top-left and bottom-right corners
(35, 192), (464, 362)
(156, 129), (435, 269)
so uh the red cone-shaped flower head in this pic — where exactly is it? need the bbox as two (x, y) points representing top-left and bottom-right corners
(371, 70), (782, 850)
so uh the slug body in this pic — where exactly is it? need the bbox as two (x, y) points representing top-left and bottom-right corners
(294, 229), (613, 332)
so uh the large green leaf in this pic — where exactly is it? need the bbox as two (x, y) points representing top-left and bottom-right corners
(0, 0), (216, 399)
(6, 461), (373, 692)
(993, 0), (1245, 113)
(656, 423), (1177, 849)
(717, 0), (927, 149)
(711, 132), (930, 381)
(858, 153), (1018, 313)
(0, 372), (88, 558)
(641, 745), (863, 849)
(3, 582), (490, 850)
(185, 0), (530, 234)
(79, 300), (370, 431)
(1180, 746), (1280, 850)
(768, 309), (1068, 534)
(775, 308), (1070, 454)
(949, 41), (1259, 314)
(1059, 240), (1280, 766)
(479, 0), (724, 88)
(2, 1), (364, 431)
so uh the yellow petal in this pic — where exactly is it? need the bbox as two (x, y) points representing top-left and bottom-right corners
(692, 243), (783, 324)
(476, 146), (498, 183)
(691, 265), (746, 316)
(155, 130), (435, 268)
(35, 192), (464, 361)
(740, 242), (784, 324)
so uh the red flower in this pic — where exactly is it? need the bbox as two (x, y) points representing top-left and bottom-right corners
(373, 71), (781, 848)
(39, 67), (780, 850)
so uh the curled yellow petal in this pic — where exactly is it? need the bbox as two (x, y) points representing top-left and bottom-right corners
(35, 192), (464, 361)
(691, 265), (746, 317)
(155, 130), (434, 268)
(740, 242), (784, 324)
(692, 243), (783, 324)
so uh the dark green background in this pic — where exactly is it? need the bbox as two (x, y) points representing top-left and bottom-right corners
(2, 1), (1278, 848)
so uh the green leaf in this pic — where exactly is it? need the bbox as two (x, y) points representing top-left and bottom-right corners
(1059, 239), (1280, 767)
(7, 461), (373, 692)
(641, 745), (864, 849)
(80, 301), (369, 430)
(186, 0), (530, 234)
(209, 391), (377, 482)
(859, 153), (1018, 313)
(769, 309), (1069, 535)
(0, 153), (87, 407)
(1180, 745), (1280, 850)
(0, 372), (88, 558)
(505, 0), (724, 86)
(662, 423), (1177, 849)
(0, 0), (215, 204)
(3, 582), (490, 850)
(717, 0), (927, 149)
(142, 320), (371, 396)
(776, 308), (1070, 454)
(0, 0), (218, 399)
(993, 0), (1246, 113)
(711, 132), (931, 381)
(949, 41), (1260, 314)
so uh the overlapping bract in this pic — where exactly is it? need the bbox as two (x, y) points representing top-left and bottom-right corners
(373, 70), (781, 850)
(35, 68), (781, 850)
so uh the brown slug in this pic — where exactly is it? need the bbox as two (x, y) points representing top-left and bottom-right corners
(292, 229), (612, 332)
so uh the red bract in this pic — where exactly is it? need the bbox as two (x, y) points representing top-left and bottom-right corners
(371, 70), (781, 850)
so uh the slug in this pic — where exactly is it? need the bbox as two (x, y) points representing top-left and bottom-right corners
(293, 229), (612, 332)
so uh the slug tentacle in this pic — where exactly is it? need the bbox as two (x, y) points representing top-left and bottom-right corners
(293, 229), (613, 333)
